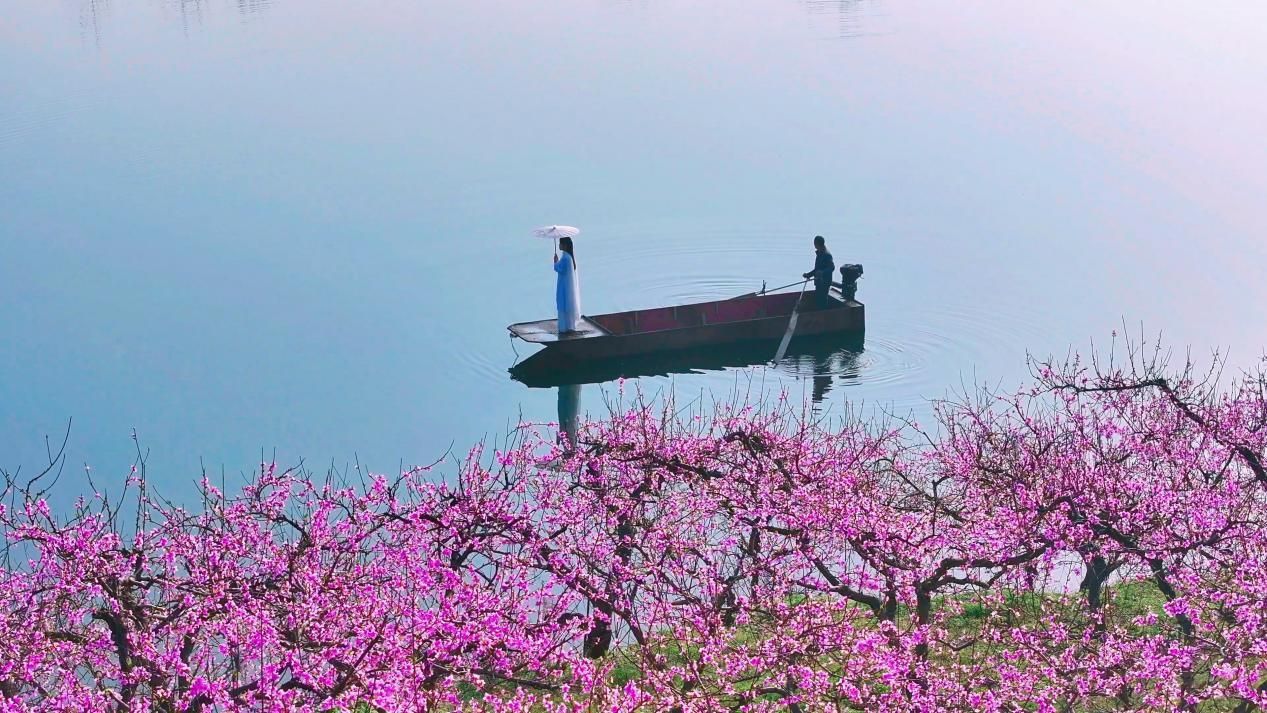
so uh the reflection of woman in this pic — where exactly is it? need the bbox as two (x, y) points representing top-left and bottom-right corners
(557, 383), (581, 452)
(553, 237), (581, 334)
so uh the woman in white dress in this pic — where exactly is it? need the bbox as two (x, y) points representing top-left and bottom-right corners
(553, 236), (581, 334)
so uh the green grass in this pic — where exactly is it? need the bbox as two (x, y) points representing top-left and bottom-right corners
(348, 582), (1256, 711)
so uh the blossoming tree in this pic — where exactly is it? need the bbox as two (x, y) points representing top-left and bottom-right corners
(2, 344), (1265, 711)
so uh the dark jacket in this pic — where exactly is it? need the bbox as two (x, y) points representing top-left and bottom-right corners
(809, 249), (835, 289)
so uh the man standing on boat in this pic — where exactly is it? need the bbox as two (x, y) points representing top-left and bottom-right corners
(803, 235), (835, 309)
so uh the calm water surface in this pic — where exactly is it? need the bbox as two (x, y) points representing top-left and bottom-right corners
(2, 1), (1265, 500)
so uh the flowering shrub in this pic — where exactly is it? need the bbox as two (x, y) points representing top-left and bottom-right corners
(2, 347), (1266, 711)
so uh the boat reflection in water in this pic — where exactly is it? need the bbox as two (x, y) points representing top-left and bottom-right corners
(514, 331), (865, 406)
(528, 334), (866, 450)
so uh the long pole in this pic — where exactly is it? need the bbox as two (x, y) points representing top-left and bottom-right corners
(773, 278), (810, 363)
(728, 279), (805, 301)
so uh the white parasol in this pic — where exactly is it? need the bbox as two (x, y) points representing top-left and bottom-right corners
(534, 225), (580, 257)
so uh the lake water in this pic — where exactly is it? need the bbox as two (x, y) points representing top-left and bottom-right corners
(2, 0), (1265, 501)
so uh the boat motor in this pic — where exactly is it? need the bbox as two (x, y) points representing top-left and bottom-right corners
(835, 264), (864, 301)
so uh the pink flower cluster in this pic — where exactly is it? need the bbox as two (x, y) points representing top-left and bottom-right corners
(2, 351), (1266, 711)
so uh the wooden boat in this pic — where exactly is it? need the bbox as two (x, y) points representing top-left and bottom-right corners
(508, 290), (865, 365)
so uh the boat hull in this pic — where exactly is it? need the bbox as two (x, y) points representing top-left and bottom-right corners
(510, 292), (865, 362)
